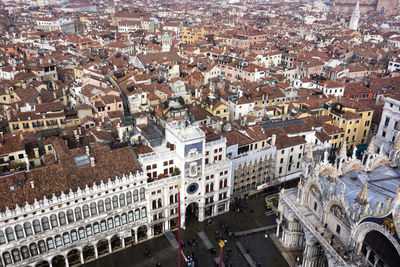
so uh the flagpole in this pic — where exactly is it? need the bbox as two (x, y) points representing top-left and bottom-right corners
(178, 184), (182, 267)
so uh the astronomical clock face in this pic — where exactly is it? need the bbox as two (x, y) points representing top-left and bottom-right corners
(187, 183), (199, 194)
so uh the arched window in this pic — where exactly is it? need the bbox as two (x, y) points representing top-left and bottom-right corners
(50, 214), (58, 228)
(175, 194), (178, 203)
(141, 207), (147, 218)
(210, 182), (214, 191)
(15, 225), (24, 239)
(63, 232), (70, 244)
(54, 235), (62, 247)
(158, 198), (162, 208)
(29, 243), (38, 256)
(128, 211), (134, 222)
(11, 249), (21, 262)
(107, 218), (114, 229)
(98, 200), (105, 213)
(42, 217), (50, 231)
(152, 200), (157, 209)
(121, 213), (127, 225)
(0, 230), (5, 245)
(206, 184), (209, 193)
(21, 246), (30, 259)
(135, 209), (140, 220)
(58, 212), (66, 226)
(78, 227), (85, 239)
(33, 219), (41, 234)
(23, 222), (33, 237)
(2, 252), (12, 265)
(74, 207), (82, 221)
(133, 190), (139, 202)
(46, 238), (54, 250)
(93, 222), (100, 234)
(105, 198), (112, 211)
(126, 192), (132, 204)
(224, 179), (227, 187)
(90, 202), (97, 216)
(170, 195), (174, 204)
(82, 205), (90, 218)
(119, 193), (125, 206)
(71, 230), (78, 242)
(112, 196), (119, 209)
(66, 209), (74, 223)
(219, 180), (223, 188)
(5, 227), (15, 242)
(140, 188), (145, 200)
(100, 220), (107, 232)
(115, 215), (121, 227)
(86, 225), (92, 237)
(38, 240), (46, 253)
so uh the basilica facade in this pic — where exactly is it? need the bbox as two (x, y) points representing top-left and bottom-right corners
(277, 138), (400, 267)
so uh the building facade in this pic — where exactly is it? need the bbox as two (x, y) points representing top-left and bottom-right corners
(276, 140), (400, 267)
(0, 122), (231, 267)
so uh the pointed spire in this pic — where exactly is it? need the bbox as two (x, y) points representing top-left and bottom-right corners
(339, 141), (347, 159)
(356, 182), (368, 205)
(367, 136), (375, 154)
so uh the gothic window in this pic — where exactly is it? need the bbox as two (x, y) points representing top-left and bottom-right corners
(115, 216), (121, 227)
(141, 207), (147, 218)
(29, 243), (38, 256)
(58, 212), (66, 226)
(2, 252), (11, 265)
(90, 203), (97, 216)
(93, 223), (100, 234)
(83, 205), (90, 218)
(63, 232), (70, 244)
(112, 195), (119, 209)
(24, 222), (33, 237)
(50, 214), (58, 228)
(54, 235), (62, 247)
(170, 195), (174, 204)
(100, 220), (107, 232)
(119, 194), (125, 206)
(107, 218), (114, 229)
(86, 225), (92, 237)
(74, 207), (82, 221)
(133, 190), (139, 202)
(21, 246), (30, 259)
(38, 240), (46, 253)
(71, 230), (78, 242)
(135, 209), (140, 220)
(98, 200), (105, 213)
(78, 227), (85, 239)
(5, 227), (15, 242)
(42, 217), (50, 231)
(121, 213), (127, 225)
(0, 231), (5, 245)
(158, 198), (162, 208)
(46, 238), (54, 250)
(140, 188), (145, 200)
(105, 198), (112, 211)
(11, 249), (21, 262)
(126, 192), (132, 204)
(128, 211), (134, 222)
(15, 225), (24, 239)
(67, 209), (75, 223)
(33, 220), (41, 234)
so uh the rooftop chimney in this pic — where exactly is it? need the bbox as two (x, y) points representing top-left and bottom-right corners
(90, 157), (96, 167)
(271, 134), (276, 146)
(30, 180), (34, 189)
(33, 148), (39, 158)
(86, 146), (90, 156)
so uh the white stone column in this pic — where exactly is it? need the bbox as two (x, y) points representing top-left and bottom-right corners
(373, 256), (379, 267)
(147, 226), (153, 239)
(134, 231), (138, 244)
(198, 206), (205, 222)
(108, 239), (112, 253)
(65, 258), (70, 267)
(122, 237), (126, 248)
(276, 223), (281, 237)
(80, 250), (84, 264)
(94, 245), (98, 259)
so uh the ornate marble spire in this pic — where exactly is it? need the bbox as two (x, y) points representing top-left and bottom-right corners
(395, 136), (400, 150)
(356, 182), (368, 205)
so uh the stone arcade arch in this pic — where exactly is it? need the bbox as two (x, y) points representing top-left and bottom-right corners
(96, 239), (109, 257)
(353, 222), (400, 257)
(110, 235), (122, 251)
(362, 230), (400, 267)
(51, 255), (66, 267)
(67, 249), (80, 266)
(153, 222), (164, 236)
(137, 225), (147, 242)
(185, 202), (199, 226)
(82, 244), (96, 262)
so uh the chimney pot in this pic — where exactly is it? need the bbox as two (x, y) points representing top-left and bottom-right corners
(90, 157), (96, 167)
(30, 181), (35, 189)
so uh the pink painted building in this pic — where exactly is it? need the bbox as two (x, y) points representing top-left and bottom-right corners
(218, 59), (267, 82)
(232, 31), (268, 50)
